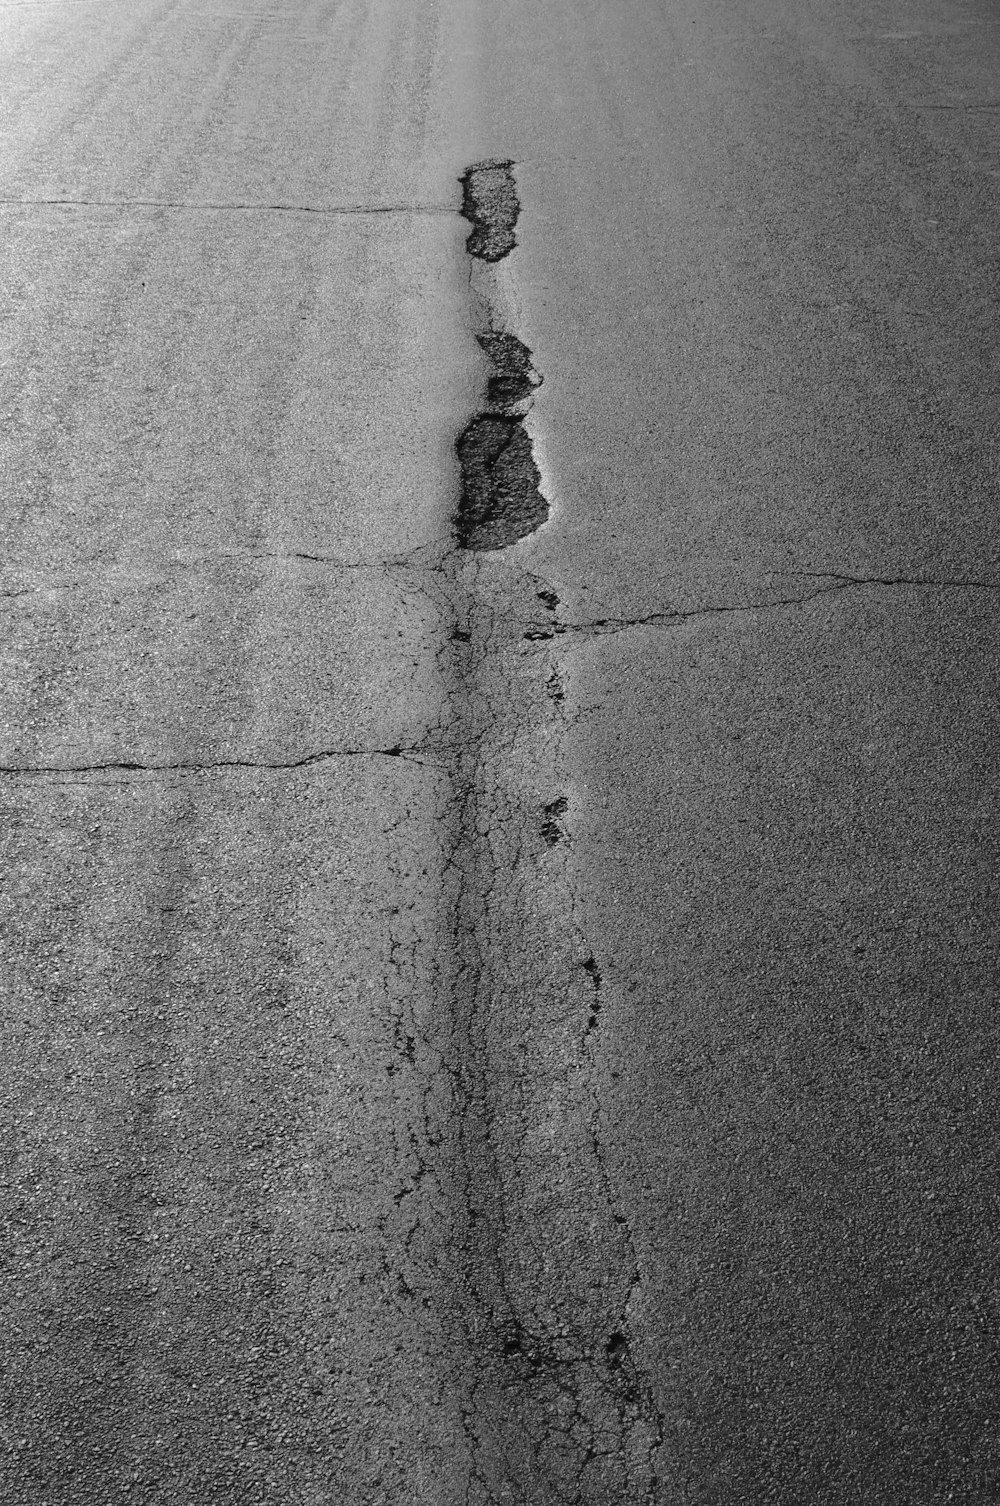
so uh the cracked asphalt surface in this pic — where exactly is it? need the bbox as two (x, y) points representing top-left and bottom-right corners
(2, 0), (1000, 1502)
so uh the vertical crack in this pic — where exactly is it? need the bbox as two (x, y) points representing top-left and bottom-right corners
(429, 160), (664, 1501)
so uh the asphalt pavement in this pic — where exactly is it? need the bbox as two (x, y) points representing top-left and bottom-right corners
(2, 0), (999, 1502)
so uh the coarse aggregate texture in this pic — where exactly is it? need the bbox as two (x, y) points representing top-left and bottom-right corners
(3, 0), (1000, 1500)
(1, 756), (462, 1504)
(472, 0), (1000, 1497)
(0, 8), (483, 1497)
(561, 584), (1000, 1500)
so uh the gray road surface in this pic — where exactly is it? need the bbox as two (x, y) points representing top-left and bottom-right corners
(2, 0), (999, 1501)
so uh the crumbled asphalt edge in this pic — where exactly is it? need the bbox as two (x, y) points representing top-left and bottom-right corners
(432, 162), (665, 1501)
(456, 162), (549, 551)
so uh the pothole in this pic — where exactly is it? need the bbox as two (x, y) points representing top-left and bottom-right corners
(478, 332), (539, 412)
(455, 163), (548, 553)
(455, 416), (547, 551)
(460, 159), (520, 262)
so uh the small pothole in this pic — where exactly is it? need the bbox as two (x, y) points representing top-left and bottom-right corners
(541, 795), (568, 847)
(605, 1332), (629, 1368)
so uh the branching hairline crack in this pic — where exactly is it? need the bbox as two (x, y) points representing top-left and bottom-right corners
(526, 573), (1000, 639)
(790, 570), (1000, 589)
(0, 542), (455, 597)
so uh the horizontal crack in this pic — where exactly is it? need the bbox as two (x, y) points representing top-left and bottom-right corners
(790, 570), (1000, 589)
(0, 745), (432, 778)
(526, 573), (1000, 639)
(0, 543), (454, 596)
(0, 196), (455, 217)
(914, 101), (1000, 110)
